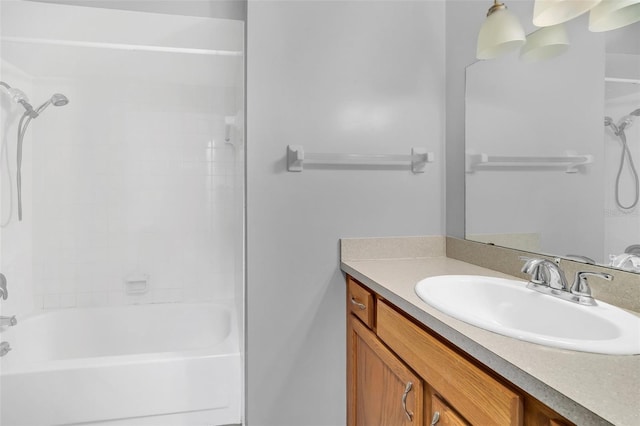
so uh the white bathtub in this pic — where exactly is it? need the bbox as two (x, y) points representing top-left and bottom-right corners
(0, 302), (242, 426)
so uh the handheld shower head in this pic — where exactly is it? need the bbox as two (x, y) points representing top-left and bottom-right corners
(2, 81), (70, 222)
(51, 93), (69, 107)
(35, 93), (69, 115)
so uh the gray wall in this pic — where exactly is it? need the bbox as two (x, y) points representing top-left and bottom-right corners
(246, 1), (445, 424)
(465, 20), (605, 261)
(445, 0), (487, 239)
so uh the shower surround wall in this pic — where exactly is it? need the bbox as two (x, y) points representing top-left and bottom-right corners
(0, 1), (245, 314)
(0, 61), (35, 318)
(31, 81), (240, 309)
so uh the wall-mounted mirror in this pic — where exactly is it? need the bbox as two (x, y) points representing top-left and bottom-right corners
(465, 14), (640, 273)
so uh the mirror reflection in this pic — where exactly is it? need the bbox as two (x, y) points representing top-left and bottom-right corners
(465, 16), (640, 273)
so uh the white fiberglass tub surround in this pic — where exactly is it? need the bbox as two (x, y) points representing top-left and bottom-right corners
(0, 302), (241, 426)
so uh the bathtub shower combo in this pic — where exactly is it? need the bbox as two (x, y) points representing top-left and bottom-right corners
(1, 302), (241, 425)
(1, 2), (244, 425)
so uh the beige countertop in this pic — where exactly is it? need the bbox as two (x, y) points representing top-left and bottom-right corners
(341, 252), (640, 426)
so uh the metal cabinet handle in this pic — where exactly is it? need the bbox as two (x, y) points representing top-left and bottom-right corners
(401, 381), (413, 421)
(430, 411), (440, 425)
(350, 297), (366, 310)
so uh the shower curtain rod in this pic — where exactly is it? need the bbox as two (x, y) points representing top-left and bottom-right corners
(605, 77), (640, 85)
(465, 152), (594, 174)
(1, 36), (243, 57)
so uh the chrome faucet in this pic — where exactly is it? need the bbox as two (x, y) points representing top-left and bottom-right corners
(0, 315), (17, 327)
(610, 253), (640, 272)
(521, 257), (568, 290)
(521, 257), (613, 306)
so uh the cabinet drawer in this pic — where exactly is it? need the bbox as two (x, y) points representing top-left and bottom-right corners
(347, 277), (374, 328)
(377, 300), (523, 426)
(431, 394), (469, 426)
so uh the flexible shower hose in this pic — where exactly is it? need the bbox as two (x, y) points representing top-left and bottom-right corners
(614, 129), (639, 210)
(16, 111), (33, 221)
(0, 120), (14, 227)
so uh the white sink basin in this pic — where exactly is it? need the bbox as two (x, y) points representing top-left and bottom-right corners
(415, 275), (640, 355)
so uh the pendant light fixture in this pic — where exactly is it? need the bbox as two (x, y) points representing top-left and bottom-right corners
(519, 24), (570, 62)
(476, 1), (526, 60)
(533, 0), (603, 26)
(589, 0), (640, 31)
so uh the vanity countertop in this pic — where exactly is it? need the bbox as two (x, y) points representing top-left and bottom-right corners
(341, 252), (640, 426)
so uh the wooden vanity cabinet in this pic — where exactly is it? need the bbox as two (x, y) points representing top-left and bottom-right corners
(347, 276), (375, 328)
(346, 275), (574, 426)
(347, 276), (423, 425)
(348, 313), (424, 425)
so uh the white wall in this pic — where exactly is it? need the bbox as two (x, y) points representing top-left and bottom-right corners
(247, 1), (445, 424)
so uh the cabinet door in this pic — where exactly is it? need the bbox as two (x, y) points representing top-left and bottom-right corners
(377, 300), (523, 425)
(430, 394), (469, 426)
(348, 314), (423, 426)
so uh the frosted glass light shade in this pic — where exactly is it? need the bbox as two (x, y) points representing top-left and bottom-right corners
(477, 8), (526, 60)
(533, 0), (603, 26)
(589, 0), (640, 31)
(519, 24), (570, 62)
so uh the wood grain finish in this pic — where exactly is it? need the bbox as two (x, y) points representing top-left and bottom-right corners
(347, 276), (375, 329)
(348, 314), (423, 426)
(523, 396), (575, 426)
(376, 300), (523, 426)
(431, 394), (470, 426)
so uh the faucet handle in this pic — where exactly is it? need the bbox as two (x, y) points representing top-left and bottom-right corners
(520, 257), (548, 285)
(520, 257), (543, 279)
(0, 273), (7, 301)
(520, 257), (568, 290)
(570, 271), (613, 298)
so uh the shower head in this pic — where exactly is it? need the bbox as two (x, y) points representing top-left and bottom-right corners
(605, 116), (614, 126)
(34, 93), (69, 116)
(50, 93), (69, 107)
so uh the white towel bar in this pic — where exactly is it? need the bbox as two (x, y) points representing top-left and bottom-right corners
(287, 145), (434, 173)
(466, 151), (594, 174)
